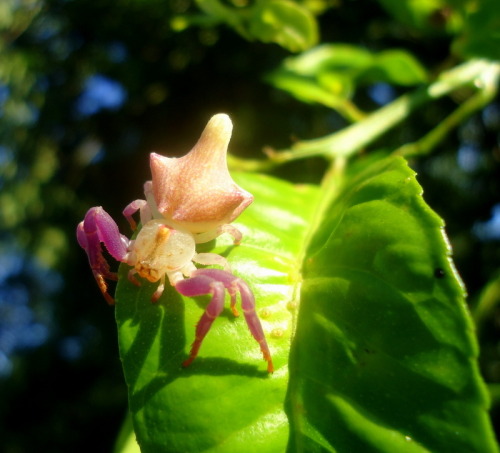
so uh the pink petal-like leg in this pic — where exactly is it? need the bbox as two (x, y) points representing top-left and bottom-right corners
(122, 199), (150, 231)
(76, 207), (129, 304)
(176, 269), (274, 372)
(177, 275), (226, 368)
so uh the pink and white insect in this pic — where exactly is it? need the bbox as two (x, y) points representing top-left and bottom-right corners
(77, 114), (273, 373)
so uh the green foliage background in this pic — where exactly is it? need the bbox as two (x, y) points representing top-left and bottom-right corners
(1, 0), (500, 452)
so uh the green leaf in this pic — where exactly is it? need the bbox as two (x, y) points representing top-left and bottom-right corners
(370, 50), (429, 85)
(114, 413), (140, 453)
(267, 45), (427, 109)
(266, 44), (371, 107)
(115, 157), (496, 452)
(115, 174), (320, 453)
(249, 0), (318, 52)
(266, 71), (354, 109)
(281, 44), (375, 76)
(376, 0), (462, 34)
(194, 0), (318, 52)
(287, 156), (497, 452)
(451, 0), (500, 61)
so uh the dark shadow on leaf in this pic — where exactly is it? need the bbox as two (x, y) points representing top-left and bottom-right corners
(196, 239), (239, 258)
(116, 278), (186, 396)
(179, 357), (270, 378)
(117, 277), (271, 415)
(128, 357), (270, 414)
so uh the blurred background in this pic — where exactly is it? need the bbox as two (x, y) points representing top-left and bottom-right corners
(0, 0), (499, 451)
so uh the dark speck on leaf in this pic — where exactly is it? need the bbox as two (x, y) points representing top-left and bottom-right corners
(434, 268), (445, 278)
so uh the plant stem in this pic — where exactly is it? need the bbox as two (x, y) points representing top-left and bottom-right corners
(299, 156), (346, 260)
(267, 59), (500, 164)
(227, 154), (276, 172)
(396, 64), (500, 158)
(334, 98), (367, 123)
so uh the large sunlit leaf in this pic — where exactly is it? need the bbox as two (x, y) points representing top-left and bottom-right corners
(115, 174), (320, 453)
(287, 156), (497, 452)
(115, 157), (496, 452)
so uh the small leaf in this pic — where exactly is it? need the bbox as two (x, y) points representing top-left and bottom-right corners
(376, 0), (462, 33)
(266, 71), (353, 108)
(267, 45), (428, 108)
(113, 414), (140, 453)
(372, 50), (429, 85)
(281, 44), (374, 76)
(266, 44), (373, 107)
(194, 0), (318, 51)
(249, 0), (318, 52)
